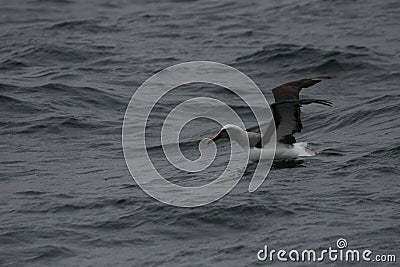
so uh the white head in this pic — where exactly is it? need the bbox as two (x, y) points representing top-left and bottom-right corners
(206, 124), (249, 148)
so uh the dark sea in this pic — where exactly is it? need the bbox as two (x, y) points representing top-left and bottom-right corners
(1, 0), (399, 266)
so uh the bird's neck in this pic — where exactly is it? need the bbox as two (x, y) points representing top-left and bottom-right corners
(228, 129), (250, 150)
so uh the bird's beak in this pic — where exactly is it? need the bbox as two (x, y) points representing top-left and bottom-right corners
(206, 131), (223, 144)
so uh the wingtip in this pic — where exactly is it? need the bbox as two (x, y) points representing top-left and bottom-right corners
(311, 75), (333, 81)
(320, 100), (333, 106)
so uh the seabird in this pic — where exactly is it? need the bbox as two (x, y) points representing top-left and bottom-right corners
(206, 77), (332, 161)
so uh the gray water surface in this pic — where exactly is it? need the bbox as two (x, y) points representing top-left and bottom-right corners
(1, 0), (399, 266)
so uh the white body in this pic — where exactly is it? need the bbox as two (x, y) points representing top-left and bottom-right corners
(220, 124), (316, 162)
(249, 142), (316, 162)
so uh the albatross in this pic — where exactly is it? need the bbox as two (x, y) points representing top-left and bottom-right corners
(206, 77), (332, 161)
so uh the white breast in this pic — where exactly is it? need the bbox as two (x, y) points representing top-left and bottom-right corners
(249, 142), (316, 162)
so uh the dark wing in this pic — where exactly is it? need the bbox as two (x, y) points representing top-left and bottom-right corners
(272, 76), (331, 102)
(271, 99), (332, 144)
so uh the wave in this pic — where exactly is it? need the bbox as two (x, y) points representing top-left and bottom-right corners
(0, 82), (125, 134)
(47, 19), (120, 33)
(234, 43), (388, 76)
(0, 94), (43, 113)
(323, 95), (399, 132)
(0, 43), (116, 68)
(0, 82), (124, 111)
(0, 244), (75, 265)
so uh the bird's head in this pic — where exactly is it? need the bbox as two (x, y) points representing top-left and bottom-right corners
(206, 124), (244, 144)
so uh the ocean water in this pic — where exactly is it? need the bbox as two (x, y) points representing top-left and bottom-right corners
(1, 0), (399, 266)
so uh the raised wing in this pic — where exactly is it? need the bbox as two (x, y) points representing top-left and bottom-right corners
(272, 76), (331, 102)
(269, 99), (332, 145)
